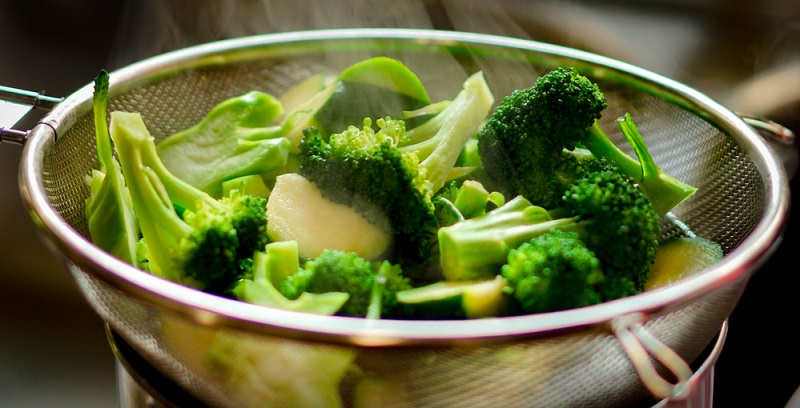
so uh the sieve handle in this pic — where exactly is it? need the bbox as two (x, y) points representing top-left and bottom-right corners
(0, 85), (64, 145)
(739, 113), (798, 179)
(611, 313), (694, 401)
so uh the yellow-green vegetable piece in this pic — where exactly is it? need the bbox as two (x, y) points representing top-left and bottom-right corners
(645, 237), (723, 290)
(337, 56), (430, 102)
(266, 173), (392, 260)
(397, 275), (508, 319)
(221, 174), (271, 199)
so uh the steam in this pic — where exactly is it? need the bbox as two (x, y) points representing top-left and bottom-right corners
(111, 0), (457, 67)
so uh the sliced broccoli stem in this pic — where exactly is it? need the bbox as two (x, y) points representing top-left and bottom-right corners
(400, 71), (495, 193)
(85, 70), (140, 265)
(584, 117), (697, 215)
(438, 196), (580, 281)
(366, 261), (395, 319)
(110, 112), (193, 282)
(616, 113), (698, 215)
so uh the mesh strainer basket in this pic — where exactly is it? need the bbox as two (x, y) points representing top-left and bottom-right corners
(10, 29), (792, 407)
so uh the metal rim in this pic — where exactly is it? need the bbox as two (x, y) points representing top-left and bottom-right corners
(18, 28), (791, 346)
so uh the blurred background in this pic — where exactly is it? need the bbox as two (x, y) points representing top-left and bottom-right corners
(1, 0), (798, 406)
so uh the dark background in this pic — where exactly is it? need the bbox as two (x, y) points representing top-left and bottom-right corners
(1, 1), (798, 407)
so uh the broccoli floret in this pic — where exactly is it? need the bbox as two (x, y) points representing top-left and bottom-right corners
(180, 189), (268, 295)
(155, 91), (292, 198)
(297, 71), (494, 265)
(85, 70), (139, 264)
(109, 111), (268, 296)
(501, 230), (604, 314)
(280, 249), (412, 319)
(438, 169), (659, 300)
(477, 67), (696, 214)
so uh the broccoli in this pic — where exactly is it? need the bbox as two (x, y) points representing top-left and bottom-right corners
(205, 328), (356, 408)
(155, 90), (292, 198)
(84, 70), (139, 264)
(232, 241), (350, 314)
(108, 111), (268, 296)
(397, 275), (508, 319)
(477, 66), (696, 214)
(438, 169), (660, 300)
(501, 229), (604, 314)
(280, 249), (412, 319)
(297, 71), (494, 265)
(221, 173), (272, 199)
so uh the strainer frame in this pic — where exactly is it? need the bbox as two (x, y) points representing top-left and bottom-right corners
(18, 28), (790, 347)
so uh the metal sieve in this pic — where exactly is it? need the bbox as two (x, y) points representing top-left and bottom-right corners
(4, 29), (794, 407)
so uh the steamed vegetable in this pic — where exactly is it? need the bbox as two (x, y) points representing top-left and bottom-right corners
(87, 59), (715, 319)
(477, 66), (697, 214)
(109, 111), (268, 296)
(84, 70), (139, 264)
(297, 72), (494, 267)
(155, 91), (292, 198)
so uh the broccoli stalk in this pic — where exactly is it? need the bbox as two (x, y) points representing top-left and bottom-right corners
(477, 67), (696, 214)
(398, 71), (495, 193)
(439, 170), (660, 300)
(109, 111), (268, 295)
(85, 70), (139, 264)
(155, 90), (292, 198)
(437, 195), (555, 281)
(594, 113), (697, 215)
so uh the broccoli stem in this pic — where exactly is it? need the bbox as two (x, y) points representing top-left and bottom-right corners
(110, 112), (194, 282)
(85, 70), (139, 264)
(584, 116), (697, 215)
(366, 261), (395, 319)
(438, 196), (579, 281)
(400, 71), (495, 193)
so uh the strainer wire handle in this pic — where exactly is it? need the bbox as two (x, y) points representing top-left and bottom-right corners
(612, 313), (693, 401)
(0, 85), (63, 145)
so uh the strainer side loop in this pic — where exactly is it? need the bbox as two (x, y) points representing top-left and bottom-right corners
(612, 313), (694, 400)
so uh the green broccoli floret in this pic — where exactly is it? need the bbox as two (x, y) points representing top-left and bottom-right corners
(180, 189), (268, 295)
(280, 249), (412, 319)
(109, 111), (268, 296)
(477, 66), (696, 214)
(85, 70), (139, 264)
(501, 229), (604, 314)
(155, 90), (292, 198)
(297, 71), (494, 265)
(439, 169), (660, 300)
